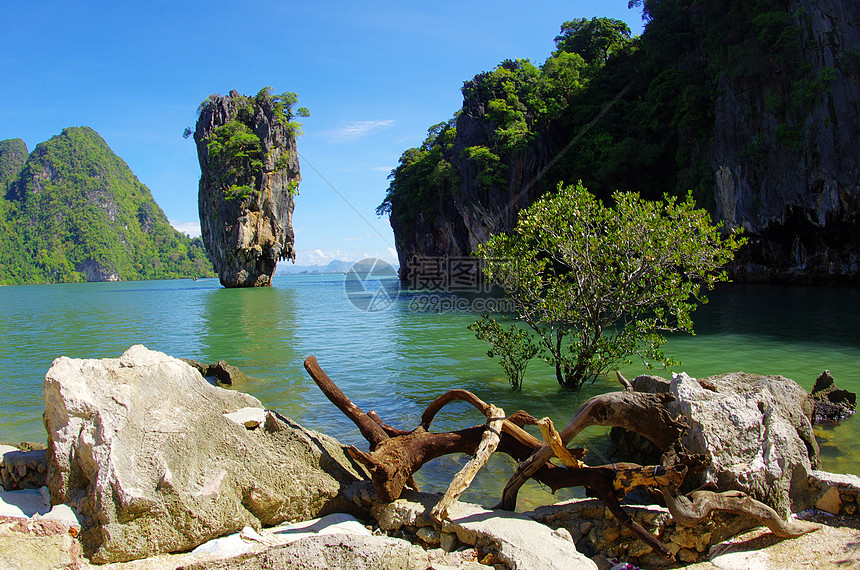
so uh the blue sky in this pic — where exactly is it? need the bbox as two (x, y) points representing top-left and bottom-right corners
(1, 1), (644, 266)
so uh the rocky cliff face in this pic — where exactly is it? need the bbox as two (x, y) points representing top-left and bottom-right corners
(712, 0), (860, 281)
(387, 1), (860, 285)
(0, 138), (28, 189)
(194, 90), (299, 288)
(391, 89), (555, 284)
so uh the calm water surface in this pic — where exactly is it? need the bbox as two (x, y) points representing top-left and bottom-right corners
(1, 276), (857, 509)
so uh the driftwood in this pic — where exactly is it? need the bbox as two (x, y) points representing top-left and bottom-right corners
(303, 355), (817, 560)
(521, 413), (682, 558)
(498, 391), (687, 511)
(660, 487), (820, 538)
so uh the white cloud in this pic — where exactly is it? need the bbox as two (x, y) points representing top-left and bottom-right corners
(326, 120), (395, 142)
(170, 220), (201, 238)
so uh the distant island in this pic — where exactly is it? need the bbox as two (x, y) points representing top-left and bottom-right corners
(276, 259), (399, 275)
(0, 127), (214, 285)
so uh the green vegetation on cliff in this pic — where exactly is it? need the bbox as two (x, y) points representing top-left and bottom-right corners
(379, 1), (832, 230)
(196, 87), (308, 203)
(0, 127), (213, 285)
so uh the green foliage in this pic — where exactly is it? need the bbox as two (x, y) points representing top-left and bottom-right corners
(475, 182), (744, 390)
(199, 88), (307, 204)
(379, 51), (591, 224)
(377, 120), (459, 230)
(0, 139), (28, 191)
(207, 119), (264, 202)
(0, 127), (214, 285)
(463, 146), (504, 188)
(379, 0), (833, 248)
(468, 315), (538, 390)
(254, 86), (310, 133)
(554, 17), (634, 65)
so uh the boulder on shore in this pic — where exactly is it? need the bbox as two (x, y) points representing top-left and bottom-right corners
(0, 446), (47, 491)
(43, 345), (369, 564)
(612, 372), (819, 517)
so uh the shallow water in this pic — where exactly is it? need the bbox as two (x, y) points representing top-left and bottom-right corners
(0, 276), (857, 509)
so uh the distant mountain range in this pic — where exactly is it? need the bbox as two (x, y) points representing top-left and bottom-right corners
(276, 259), (398, 275)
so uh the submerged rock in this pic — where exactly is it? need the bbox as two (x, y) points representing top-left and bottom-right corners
(194, 89), (301, 287)
(182, 358), (248, 386)
(810, 370), (856, 424)
(0, 447), (46, 491)
(43, 345), (368, 563)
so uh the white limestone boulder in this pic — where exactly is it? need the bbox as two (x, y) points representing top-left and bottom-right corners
(43, 345), (368, 563)
(613, 372), (819, 516)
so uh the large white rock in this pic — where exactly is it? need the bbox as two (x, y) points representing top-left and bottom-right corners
(669, 372), (818, 516)
(43, 345), (368, 563)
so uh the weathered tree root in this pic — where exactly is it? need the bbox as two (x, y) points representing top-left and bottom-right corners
(522, 414), (680, 559)
(499, 391), (687, 511)
(431, 400), (504, 520)
(304, 357), (514, 504)
(304, 355), (816, 558)
(660, 487), (821, 538)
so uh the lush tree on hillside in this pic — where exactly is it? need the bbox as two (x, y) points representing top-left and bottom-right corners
(554, 17), (634, 65)
(0, 139), (28, 191)
(472, 182), (744, 390)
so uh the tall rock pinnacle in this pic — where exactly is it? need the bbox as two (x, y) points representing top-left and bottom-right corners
(194, 88), (303, 287)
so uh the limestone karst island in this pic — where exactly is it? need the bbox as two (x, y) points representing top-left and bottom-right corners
(1, 1), (860, 569)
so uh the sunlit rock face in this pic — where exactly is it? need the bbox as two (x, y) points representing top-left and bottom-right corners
(194, 90), (298, 287)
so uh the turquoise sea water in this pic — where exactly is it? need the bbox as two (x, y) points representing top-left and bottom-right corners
(0, 275), (857, 509)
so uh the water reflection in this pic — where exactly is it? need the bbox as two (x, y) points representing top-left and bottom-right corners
(690, 283), (860, 348)
(0, 279), (217, 442)
(196, 280), (307, 415)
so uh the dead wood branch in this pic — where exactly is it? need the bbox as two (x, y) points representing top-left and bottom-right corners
(499, 391), (687, 510)
(523, 414), (680, 559)
(432, 403), (505, 520)
(368, 410), (412, 437)
(304, 356), (389, 448)
(616, 371), (633, 392)
(305, 355), (816, 558)
(305, 357), (527, 503)
(421, 389), (494, 429)
(348, 427), (484, 501)
(660, 487), (821, 538)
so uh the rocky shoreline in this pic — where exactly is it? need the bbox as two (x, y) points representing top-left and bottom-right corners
(2, 345), (858, 569)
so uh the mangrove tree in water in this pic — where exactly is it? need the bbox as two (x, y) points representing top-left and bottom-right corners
(472, 181), (744, 390)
